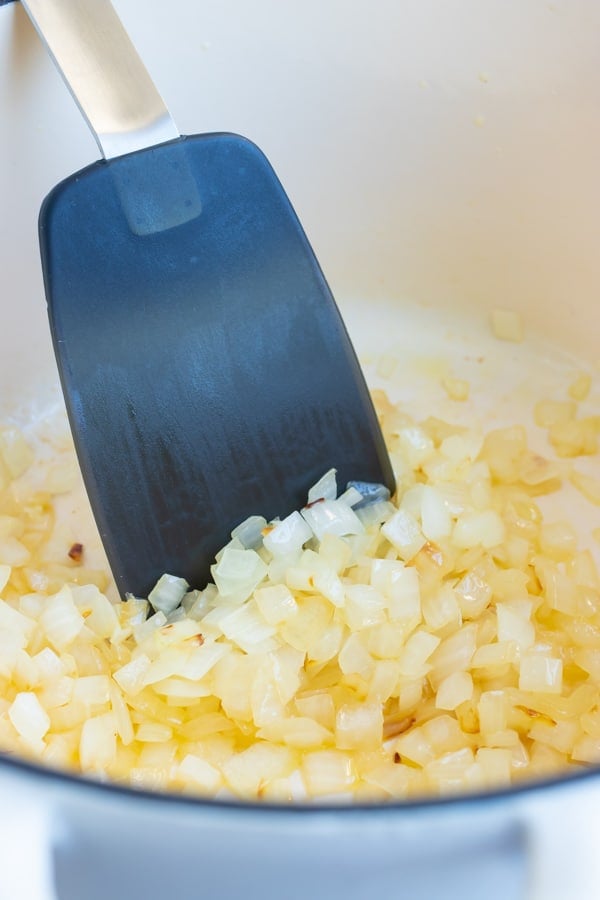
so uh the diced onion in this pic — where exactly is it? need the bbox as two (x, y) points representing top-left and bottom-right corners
(148, 574), (189, 615)
(491, 308), (524, 343)
(0, 369), (597, 803)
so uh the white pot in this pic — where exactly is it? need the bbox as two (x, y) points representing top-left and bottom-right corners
(1, 1), (600, 897)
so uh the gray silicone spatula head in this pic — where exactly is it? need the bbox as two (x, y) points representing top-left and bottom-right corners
(22, 0), (395, 599)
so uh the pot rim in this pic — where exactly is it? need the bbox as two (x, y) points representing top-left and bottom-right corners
(0, 749), (596, 816)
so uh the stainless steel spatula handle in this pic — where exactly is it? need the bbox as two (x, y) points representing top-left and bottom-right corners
(21, 0), (180, 160)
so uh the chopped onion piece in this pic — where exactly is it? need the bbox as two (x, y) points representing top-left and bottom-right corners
(301, 499), (364, 541)
(307, 468), (338, 503)
(337, 486), (364, 508)
(148, 574), (189, 615)
(262, 511), (312, 557)
(9, 692), (50, 745)
(436, 671), (473, 710)
(381, 508), (426, 560)
(519, 655), (563, 694)
(211, 548), (267, 601)
(231, 515), (267, 550)
(491, 307), (523, 343)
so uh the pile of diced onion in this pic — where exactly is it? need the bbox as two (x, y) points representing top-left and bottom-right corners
(0, 374), (599, 803)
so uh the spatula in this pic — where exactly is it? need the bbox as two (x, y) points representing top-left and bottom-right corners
(21, 0), (395, 599)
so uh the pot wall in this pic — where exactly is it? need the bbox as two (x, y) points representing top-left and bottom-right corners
(1, 1), (600, 898)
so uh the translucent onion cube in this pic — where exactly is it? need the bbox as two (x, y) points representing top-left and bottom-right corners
(133, 610), (168, 646)
(528, 718), (581, 754)
(148, 573), (189, 615)
(397, 630), (441, 677)
(251, 663), (286, 726)
(344, 585), (386, 630)
(420, 486), (453, 541)
(539, 521), (578, 561)
(180, 640), (230, 680)
(370, 560), (421, 623)
(362, 761), (415, 798)
(453, 510), (505, 550)
(211, 548), (268, 601)
(366, 659), (401, 704)
(136, 722), (173, 743)
(258, 717), (332, 749)
(38, 675), (74, 711)
(295, 693), (336, 730)
(263, 511), (313, 557)
(475, 747), (512, 785)
(230, 515), (267, 550)
(109, 682), (134, 745)
(338, 633), (373, 677)
(307, 468), (338, 503)
(478, 690), (508, 734)
(0, 598), (36, 641)
(335, 703), (383, 750)
(421, 715), (466, 754)
(151, 677), (212, 699)
(496, 604), (535, 651)
(435, 671), (473, 710)
(279, 594), (332, 654)
(396, 426), (435, 468)
(312, 567), (345, 607)
(39, 585), (85, 651)
(394, 726), (435, 767)
(301, 499), (364, 541)
(425, 747), (475, 787)
(422, 583), (461, 631)
(218, 603), (276, 653)
(471, 640), (518, 669)
(571, 735), (600, 764)
(79, 713), (117, 769)
(32, 647), (65, 682)
(307, 622), (344, 663)
(222, 743), (294, 796)
(440, 432), (483, 465)
(337, 486), (364, 508)
(454, 569), (492, 619)
(72, 674), (111, 709)
(8, 691), (50, 744)
(534, 559), (577, 615)
(318, 533), (352, 573)
(301, 750), (355, 795)
(72, 585), (120, 640)
(381, 509), (427, 561)
(112, 653), (152, 696)
(519, 655), (563, 694)
(212, 652), (256, 721)
(254, 584), (298, 625)
(178, 754), (222, 792)
(428, 624), (477, 688)
(270, 646), (305, 705)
